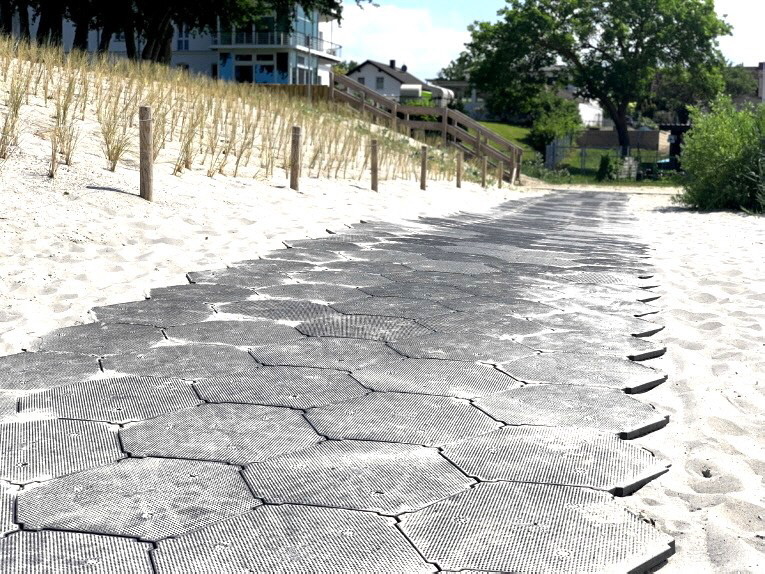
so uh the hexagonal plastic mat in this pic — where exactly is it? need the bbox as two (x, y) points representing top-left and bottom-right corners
(389, 333), (534, 364)
(34, 323), (165, 356)
(352, 358), (520, 399)
(256, 283), (363, 302)
(121, 403), (320, 464)
(91, 299), (213, 327)
(152, 505), (436, 574)
(520, 331), (666, 361)
(149, 283), (255, 304)
(164, 320), (302, 347)
(0, 419), (123, 484)
(17, 457), (258, 541)
(102, 344), (258, 379)
(499, 353), (667, 393)
(195, 366), (368, 408)
(443, 426), (668, 495)
(361, 282), (467, 301)
(250, 337), (400, 370)
(289, 270), (393, 287)
(296, 314), (433, 341)
(476, 384), (668, 439)
(19, 376), (200, 424)
(0, 352), (101, 392)
(422, 312), (548, 338)
(186, 267), (291, 288)
(216, 299), (340, 322)
(0, 530), (154, 574)
(1, 482), (16, 536)
(306, 392), (500, 446)
(399, 481), (674, 573)
(243, 440), (472, 515)
(537, 312), (664, 338)
(331, 296), (455, 319)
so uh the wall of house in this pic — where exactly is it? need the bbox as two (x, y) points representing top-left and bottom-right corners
(348, 64), (401, 99)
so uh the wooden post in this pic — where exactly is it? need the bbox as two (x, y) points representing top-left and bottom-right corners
(328, 71), (335, 102)
(442, 109), (448, 144)
(481, 156), (488, 188)
(392, 102), (398, 131)
(420, 145), (427, 190)
(456, 151), (463, 189)
(497, 160), (504, 189)
(371, 139), (379, 192)
(139, 106), (153, 202)
(290, 126), (301, 191)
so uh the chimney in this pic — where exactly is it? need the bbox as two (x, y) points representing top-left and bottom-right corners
(389, 59), (396, 69)
(401, 64), (408, 72)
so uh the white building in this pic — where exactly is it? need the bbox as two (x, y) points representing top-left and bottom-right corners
(347, 60), (453, 106)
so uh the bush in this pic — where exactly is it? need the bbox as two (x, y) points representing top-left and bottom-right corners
(596, 154), (616, 181)
(679, 97), (765, 211)
(526, 93), (582, 155)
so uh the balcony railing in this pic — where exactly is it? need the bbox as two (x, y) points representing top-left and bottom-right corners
(212, 30), (342, 57)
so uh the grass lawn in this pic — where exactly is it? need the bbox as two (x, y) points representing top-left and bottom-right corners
(478, 121), (536, 161)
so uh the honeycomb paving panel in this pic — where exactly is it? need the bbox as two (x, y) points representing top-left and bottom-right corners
(152, 505), (436, 574)
(537, 312), (665, 338)
(0, 391), (16, 422)
(256, 283), (363, 302)
(0, 530), (154, 574)
(216, 299), (340, 322)
(91, 299), (213, 327)
(352, 358), (520, 399)
(186, 267), (292, 288)
(19, 375), (200, 424)
(289, 270), (394, 287)
(224, 259), (316, 274)
(399, 481), (674, 573)
(261, 249), (348, 263)
(149, 283), (256, 304)
(36, 323), (165, 356)
(0, 419), (123, 484)
(361, 282), (468, 301)
(442, 426), (668, 495)
(403, 260), (499, 275)
(476, 384), (669, 439)
(250, 337), (400, 370)
(422, 311), (548, 338)
(102, 344), (258, 379)
(195, 366), (368, 408)
(306, 392), (501, 446)
(164, 320), (303, 347)
(1, 482), (17, 536)
(322, 260), (411, 275)
(17, 457), (258, 541)
(442, 298), (560, 316)
(296, 314), (434, 341)
(389, 333), (535, 364)
(547, 297), (661, 318)
(0, 352), (101, 392)
(331, 295), (456, 319)
(520, 331), (666, 361)
(499, 352), (668, 393)
(559, 271), (656, 287)
(121, 403), (320, 464)
(243, 440), (473, 514)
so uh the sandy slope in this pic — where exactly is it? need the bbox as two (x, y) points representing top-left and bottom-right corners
(626, 195), (765, 572)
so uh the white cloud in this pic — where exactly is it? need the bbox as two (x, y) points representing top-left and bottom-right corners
(330, 3), (471, 80)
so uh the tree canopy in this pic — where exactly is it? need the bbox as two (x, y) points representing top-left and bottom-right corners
(450, 0), (731, 154)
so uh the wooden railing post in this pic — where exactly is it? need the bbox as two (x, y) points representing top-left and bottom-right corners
(392, 102), (398, 131)
(290, 126), (301, 191)
(139, 106), (153, 202)
(456, 151), (463, 189)
(371, 139), (379, 192)
(328, 71), (335, 102)
(442, 109), (448, 144)
(481, 156), (488, 188)
(420, 145), (427, 190)
(497, 160), (504, 189)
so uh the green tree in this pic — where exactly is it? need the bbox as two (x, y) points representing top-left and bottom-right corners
(723, 64), (758, 99)
(332, 60), (359, 75)
(526, 92), (582, 155)
(458, 0), (730, 155)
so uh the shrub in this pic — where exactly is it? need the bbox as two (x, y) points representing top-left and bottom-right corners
(679, 96), (765, 211)
(596, 154), (616, 181)
(526, 93), (582, 155)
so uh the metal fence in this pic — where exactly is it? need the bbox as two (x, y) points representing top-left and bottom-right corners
(545, 143), (669, 180)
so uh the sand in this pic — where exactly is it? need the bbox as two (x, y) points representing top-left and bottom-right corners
(625, 194), (765, 572)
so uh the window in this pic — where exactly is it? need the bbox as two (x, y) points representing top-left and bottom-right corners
(357, 77), (365, 85)
(176, 25), (189, 51)
(256, 54), (274, 62)
(375, 76), (384, 90)
(235, 54), (253, 61)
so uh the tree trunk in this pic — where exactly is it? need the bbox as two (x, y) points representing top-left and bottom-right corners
(141, 9), (173, 62)
(98, 23), (114, 53)
(72, 11), (91, 51)
(18, 1), (30, 39)
(123, 18), (137, 59)
(0, 0), (13, 35)
(36, 4), (64, 45)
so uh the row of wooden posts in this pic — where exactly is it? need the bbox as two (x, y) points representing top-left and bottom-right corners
(137, 107), (506, 202)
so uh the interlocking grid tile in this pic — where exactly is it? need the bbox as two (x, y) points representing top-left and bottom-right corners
(476, 384), (668, 439)
(256, 283), (363, 302)
(91, 299), (213, 327)
(1, 482), (16, 536)
(195, 366), (368, 408)
(403, 260), (499, 275)
(121, 403), (320, 464)
(361, 282), (468, 301)
(152, 505), (436, 574)
(289, 270), (393, 287)
(0, 419), (123, 484)
(0, 352), (101, 392)
(19, 375), (200, 424)
(443, 426), (668, 495)
(306, 392), (500, 446)
(216, 299), (340, 322)
(331, 296), (455, 319)
(102, 344), (258, 379)
(352, 358), (520, 399)
(499, 352), (668, 393)
(250, 337), (400, 370)
(17, 457), (258, 541)
(34, 323), (165, 356)
(148, 283), (256, 304)
(243, 440), (473, 514)
(399, 481), (674, 573)
(558, 271), (657, 288)
(0, 530), (154, 574)
(296, 314), (434, 341)
(164, 320), (303, 347)
(0, 391), (18, 422)
(422, 311), (548, 338)
(186, 267), (293, 288)
(389, 332), (535, 364)
(519, 331), (666, 361)
(536, 312), (664, 338)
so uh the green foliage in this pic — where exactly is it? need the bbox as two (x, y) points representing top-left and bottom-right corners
(596, 155), (616, 182)
(526, 94), (582, 154)
(332, 60), (359, 75)
(679, 97), (765, 211)
(522, 152), (572, 184)
(723, 64), (758, 99)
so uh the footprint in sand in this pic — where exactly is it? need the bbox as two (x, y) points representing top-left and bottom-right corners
(686, 459), (743, 494)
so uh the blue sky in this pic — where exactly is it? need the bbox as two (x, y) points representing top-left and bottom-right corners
(333, 0), (765, 80)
